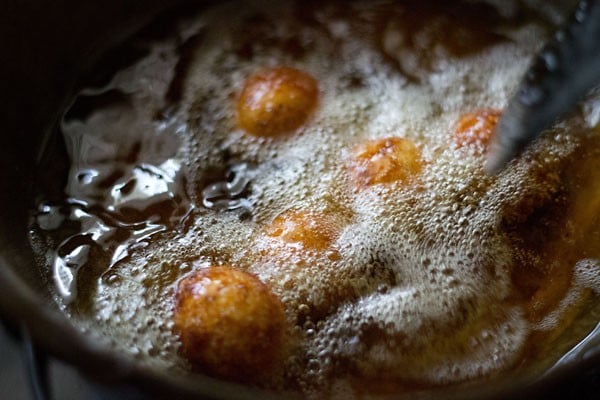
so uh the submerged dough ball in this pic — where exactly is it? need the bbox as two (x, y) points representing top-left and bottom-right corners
(347, 137), (423, 188)
(453, 109), (501, 153)
(173, 266), (286, 382)
(237, 66), (319, 137)
(265, 209), (341, 251)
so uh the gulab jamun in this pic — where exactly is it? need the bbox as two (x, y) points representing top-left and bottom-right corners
(348, 137), (423, 188)
(173, 266), (286, 383)
(237, 66), (319, 137)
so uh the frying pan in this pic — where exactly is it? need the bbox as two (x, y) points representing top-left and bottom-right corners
(0, 1), (598, 399)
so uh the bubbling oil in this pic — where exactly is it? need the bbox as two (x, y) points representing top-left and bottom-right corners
(30, 0), (600, 398)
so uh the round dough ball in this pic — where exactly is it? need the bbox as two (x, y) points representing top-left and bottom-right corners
(266, 209), (341, 251)
(347, 137), (423, 188)
(237, 66), (319, 137)
(173, 266), (286, 383)
(454, 109), (501, 153)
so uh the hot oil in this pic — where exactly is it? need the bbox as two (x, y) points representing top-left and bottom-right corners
(29, 12), (203, 368)
(29, 0), (600, 397)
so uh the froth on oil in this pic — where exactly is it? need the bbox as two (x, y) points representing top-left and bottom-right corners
(29, 0), (600, 398)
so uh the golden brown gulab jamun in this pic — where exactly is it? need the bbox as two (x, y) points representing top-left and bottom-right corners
(237, 66), (319, 137)
(347, 137), (423, 188)
(453, 109), (501, 153)
(265, 209), (341, 251)
(173, 266), (286, 383)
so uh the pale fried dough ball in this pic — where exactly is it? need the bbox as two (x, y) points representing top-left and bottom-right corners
(255, 209), (370, 322)
(453, 109), (501, 153)
(173, 266), (286, 383)
(237, 66), (319, 137)
(347, 137), (423, 188)
(265, 209), (340, 251)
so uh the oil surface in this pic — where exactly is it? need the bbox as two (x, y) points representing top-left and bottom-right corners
(30, 0), (600, 398)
